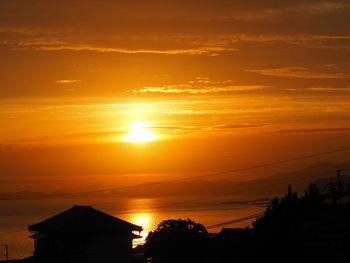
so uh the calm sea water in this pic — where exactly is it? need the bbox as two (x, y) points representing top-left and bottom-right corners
(0, 195), (266, 260)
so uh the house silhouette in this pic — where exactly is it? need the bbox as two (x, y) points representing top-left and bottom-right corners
(28, 205), (142, 263)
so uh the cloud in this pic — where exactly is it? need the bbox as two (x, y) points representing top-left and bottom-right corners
(15, 39), (236, 55)
(266, 127), (350, 134)
(36, 45), (232, 55)
(234, 34), (350, 42)
(131, 77), (266, 94)
(150, 122), (269, 135)
(246, 65), (350, 79)
(231, 34), (350, 50)
(152, 34), (350, 51)
(55, 79), (81, 84)
(276, 1), (350, 16)
(302, 1), (350, 14)
(150, 124), (210, 135)
(3, 25), (350, 57)
(306, 86), (350, 91)
(218, 123), (269, 129)
(134, 85), (265, 94)
(162, 108), (280, 115)
(197, 1), (350, 23)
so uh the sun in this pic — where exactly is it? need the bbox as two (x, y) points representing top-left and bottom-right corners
(122, 121), (158, 143)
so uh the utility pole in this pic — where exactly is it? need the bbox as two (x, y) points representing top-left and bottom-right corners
(337, 169), (341, 186)
(3, 244), (8, 261)
(337, 170), (344, 192)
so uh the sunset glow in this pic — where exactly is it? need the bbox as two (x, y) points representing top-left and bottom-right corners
(1, 0), (350, 259)
(122, 121), (158, 143)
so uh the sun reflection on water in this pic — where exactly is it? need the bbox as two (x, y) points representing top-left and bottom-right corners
(129, 212), (155, 247)
(122, 198), (157, 247)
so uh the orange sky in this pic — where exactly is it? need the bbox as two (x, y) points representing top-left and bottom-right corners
(1, 0), (350, 191)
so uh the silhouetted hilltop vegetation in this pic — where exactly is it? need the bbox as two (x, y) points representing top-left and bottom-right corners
(4, 169), (350, 263)
(140, 182), (350, 263)
(144, 219), (208, 263)
(251, 183), (350, 263)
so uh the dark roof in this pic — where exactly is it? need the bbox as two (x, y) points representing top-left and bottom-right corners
(28, 205), (142, 233)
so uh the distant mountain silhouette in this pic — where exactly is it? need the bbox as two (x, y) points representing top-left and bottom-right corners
(226, 161), (350, 196)
(1, 161), (349, 200)
(313, 175), (350, 193)
(110, 161), (350, 198)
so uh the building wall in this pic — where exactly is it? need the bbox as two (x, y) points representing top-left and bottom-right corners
(34, 232), (134, 263)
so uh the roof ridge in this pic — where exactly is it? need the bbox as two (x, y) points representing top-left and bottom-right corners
(28, 205), (143, 233)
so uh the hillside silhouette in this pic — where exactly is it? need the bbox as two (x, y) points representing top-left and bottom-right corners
(1, 161), (349, 200)
(2, 164), (350, 263)
(137, 182), (350, 263)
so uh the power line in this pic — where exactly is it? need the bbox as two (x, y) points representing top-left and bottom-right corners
(1, 145), (350, 201)
(205, 213), (263, 229)
(154, 168), (339, 213)
(204, 169), (347, 229)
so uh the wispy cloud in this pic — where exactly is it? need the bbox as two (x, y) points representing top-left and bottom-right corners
(215, 1), (350, 20)
(55, 79), (81, 84)
(302, 1), (350, 14)
(157, 34), (350, 51)
(306, 86), (350, 91)
(131, 77), (266, 94)
(234, 34), (350, 42)
(15, 38), (236, 56)
(266, 127), (350, 134)
(0, 26), (59, 36)
(134, 85), (265, 94)
(150, 122), (269, 135)
(37, 45), (233, 55)
(3, 26), (350, 56)
(246, 65), (350, 79)
(162, 108), (285, 115)
(218, 123), (269, 128)
(231, 34), (350, 50)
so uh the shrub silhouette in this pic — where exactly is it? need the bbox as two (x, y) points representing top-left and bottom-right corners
(252, 184), (350, 263)
(144, 219), (208, 263)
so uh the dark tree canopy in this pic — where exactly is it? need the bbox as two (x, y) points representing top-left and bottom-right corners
(252, 184), (350, 263)
(145, 219), (208, 263)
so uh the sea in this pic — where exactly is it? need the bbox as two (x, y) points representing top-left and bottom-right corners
(0, 194), (266, 260)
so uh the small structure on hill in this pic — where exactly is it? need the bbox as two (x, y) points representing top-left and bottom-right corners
(28, 205), (142, 263)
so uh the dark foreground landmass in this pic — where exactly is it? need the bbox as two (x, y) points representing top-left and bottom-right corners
(3, 164), (350, 263)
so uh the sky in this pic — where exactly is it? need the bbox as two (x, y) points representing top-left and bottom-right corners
(1, 0), (350, 192)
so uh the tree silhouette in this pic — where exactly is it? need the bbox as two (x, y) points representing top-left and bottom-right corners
(252, 183), (350, 263)
(144, 219), (208, 263)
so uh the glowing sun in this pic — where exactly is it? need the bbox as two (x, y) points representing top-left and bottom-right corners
(122, 121), (158, 143)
